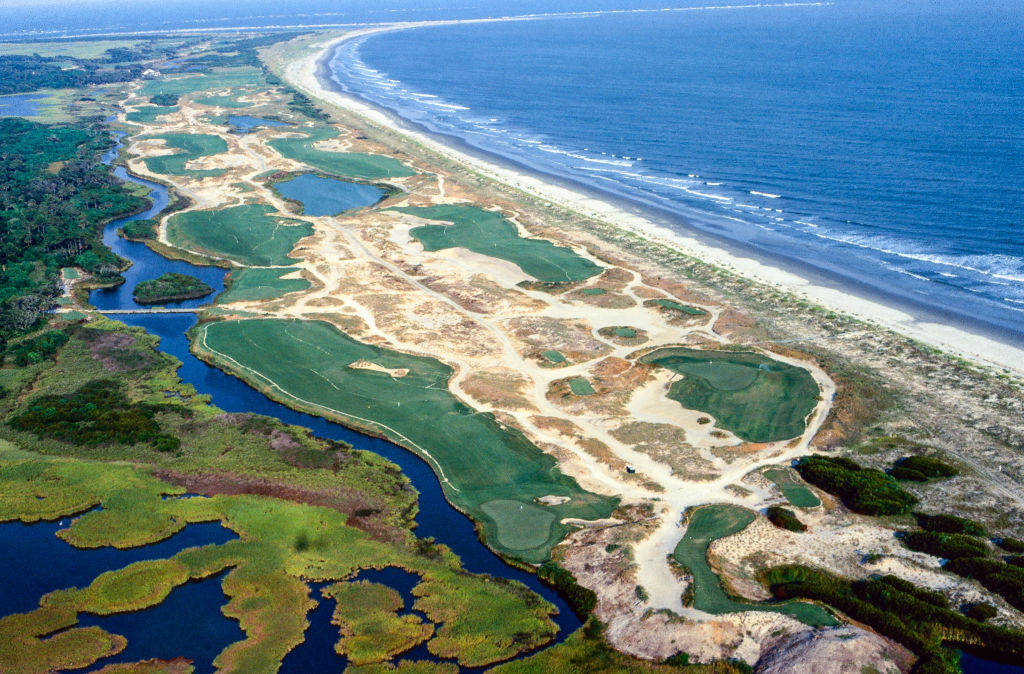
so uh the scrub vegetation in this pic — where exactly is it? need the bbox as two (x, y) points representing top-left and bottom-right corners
(133, 273), (213, 304)
(794, 455), (918, 516)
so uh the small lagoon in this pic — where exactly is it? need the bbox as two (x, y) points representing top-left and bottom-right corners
(228, 115), (288, 132)
(0, 93), (51, 117)
(274, 173), (386, 216)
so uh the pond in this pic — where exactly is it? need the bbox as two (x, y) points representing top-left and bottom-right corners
(0, 93), (52, 117)
(274, 173), (386, 216)
(228, 115), (288, 132)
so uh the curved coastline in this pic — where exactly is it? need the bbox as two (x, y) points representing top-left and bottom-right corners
(284, 27), (1024, 377)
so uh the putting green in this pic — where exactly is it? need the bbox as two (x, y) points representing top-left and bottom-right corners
(167, 205), (312, 267)
(639, 347), (819, 443)
(613, 327), (637, 338)
(541, 350), (567, 364)
(648, 299), (707, 315)
(140, 133), (227, 177)
(568, 378), (596, 396)
(194, 319), (617, 562)
(195, 95), (253, 108)
(481, 500), (556, 551)
(395, 205), (602, 283)
(218, 268), (311, 303)
(673, 505), (836, 626)
(125, 106), (179, 123)
(763, 468), (821, 508)
(268, 127), (415, 180)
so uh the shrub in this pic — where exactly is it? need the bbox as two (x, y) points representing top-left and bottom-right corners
(917, 513), (986, 537)
(149, 93), (179, 106)
(538, 561), (596, 618)
(795, 455), (918, 516)
(120, 218), (157, 240)
(997, 537), (1024, 553)
(766, 505), (806, 532)
(945, 557), (1024, 613)
(966, 603), (998, 622)
(903, 531), (990, 559)
(894, 455), (957, 480)
(3, 330), (68, 366)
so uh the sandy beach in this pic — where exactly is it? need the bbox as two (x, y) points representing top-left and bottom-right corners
(283, 27), (1024, 378)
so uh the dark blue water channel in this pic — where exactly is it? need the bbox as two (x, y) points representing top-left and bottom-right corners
(77, 131), (580, 669)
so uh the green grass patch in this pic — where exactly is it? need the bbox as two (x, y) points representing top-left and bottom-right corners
(166, 204), (312, 266)
(0, 39), (144, 59)
(613, 327), (637, 338)
(582, 287), (606, 295)
(139, 133), (227, 177)
(568, 378), (596, 396)
(138, 68), (265, 98)
(395, 205), (601, 283)
(673, 505), (836, 626)
(195, 94), (253, 108)
(218, 268), (311, 303)
(763, 467), (821, 508)
(125, 106), (179, 123)
(194, 318), (617, 562)
(541, 350), (566, 364)
(647, 299), (707, 315)
(639, 347), (819, 443)
(268, 127), (415, 179)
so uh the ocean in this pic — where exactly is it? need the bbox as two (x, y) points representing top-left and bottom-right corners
(325, 0), (1024, 343)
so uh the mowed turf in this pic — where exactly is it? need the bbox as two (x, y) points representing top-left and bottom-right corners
(763, 468), (821, 508)
(139, 133), (227, 177)
(195, 318), (617, 562)
(639, 347), (819, 443)
(673, 505), (836, 627)
(268, 127), (415, 180)
(218, 268), (311, 303)
(125, 106), (179, 123)
(394, 205), (602, 283)
(167, 205), (312, 266)
(195, 95), (253, 108)
(138, 68), (265, 98)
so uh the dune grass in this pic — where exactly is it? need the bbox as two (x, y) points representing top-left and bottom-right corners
(139, 133), (227, 177)
(166, 205), (312, 266)
(194, 318), (617, 562)
(395, 205), (602, 283)
(218, 268), (311, 303)
(639, 347), (819, 443)
(268, 127), (415, 180)
(673, 505), (836, 626)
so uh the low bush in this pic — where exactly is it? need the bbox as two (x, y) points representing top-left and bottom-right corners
(903, 531), (990, 559)
(538, 561), (596, 618)
(766, 505), (806, 532)
(917, 513), (986, 537)
(795, 455), (918, 516)
(893, 455), (957, 480)
(3, 330), (68, 366)
(945, 557), (1024, 613)
(120, 218), (157, 240)
(966, 603), (998, 622)
(149, 93), (179, 106)
(996, 537), (1024, 553)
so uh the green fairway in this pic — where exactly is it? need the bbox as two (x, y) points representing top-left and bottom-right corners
(139, 133), (227, 177)
(395, 205), (602, 283)
(195, 94), (253, 108)
(218, 268), (311, 303)
(195, 318), (617, 562)
(167, 205), (312, 266)
(268, 127), (416, 179)
(673, 505), (837, 626)
(648, 299), (707, 315)
(568, 378), (596, 396)
(138, 68), (265, 98)
(763, 468), (821, 508)
(125, 106), (179, 123)
(639, 347), (819, 443)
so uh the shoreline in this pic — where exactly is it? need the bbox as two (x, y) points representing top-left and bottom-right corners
(285, 27), (1024, 378)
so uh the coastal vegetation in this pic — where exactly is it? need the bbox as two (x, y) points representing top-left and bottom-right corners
(119, 217), (157, 240)
(395, 204), (603, 283)
(639, 347), (819, 443)
(762, 467), (821, 508)
(166, 205), (312, 266)
(132, 273), (213, 304)
(892, 455), (958, 482)
(193, 318), (618, 562)
(765, 505), (806, 532)
(794, 455), (918, 516)
(268, 126), (416, 179)
(0, 117), (147, 339)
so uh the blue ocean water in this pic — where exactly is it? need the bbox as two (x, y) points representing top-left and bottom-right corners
(330, 0), (1024, 342)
